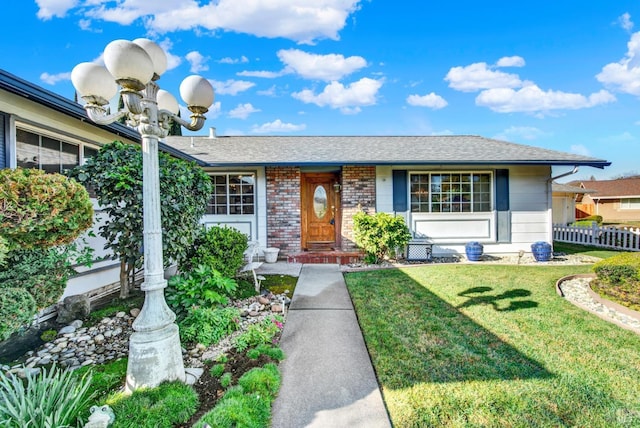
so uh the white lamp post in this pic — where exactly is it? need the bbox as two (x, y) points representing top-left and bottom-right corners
(71, 38), (214, 391)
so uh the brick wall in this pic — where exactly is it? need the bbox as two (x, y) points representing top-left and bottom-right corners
(266, 166), (301, 254)
(340, 165), (376, 250)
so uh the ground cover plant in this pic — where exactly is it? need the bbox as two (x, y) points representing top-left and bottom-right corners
(345, 264), (640, 427)
(592, 252), (640, 312)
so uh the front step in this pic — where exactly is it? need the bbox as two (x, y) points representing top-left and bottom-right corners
(287, 251), (363, 265)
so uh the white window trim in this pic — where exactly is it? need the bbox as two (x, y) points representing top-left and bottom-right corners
(207, 172), (257, 216)
(620, 197), (640, 210)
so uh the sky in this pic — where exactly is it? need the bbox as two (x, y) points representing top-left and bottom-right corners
(2, 1), (640, 181)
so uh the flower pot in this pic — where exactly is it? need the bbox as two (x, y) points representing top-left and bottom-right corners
(465, 241), (483, 261)
(263, 247), (280, 263)
(531, 241), (552, 262)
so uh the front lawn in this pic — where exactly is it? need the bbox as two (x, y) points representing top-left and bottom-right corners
(345, 265), (640, 427)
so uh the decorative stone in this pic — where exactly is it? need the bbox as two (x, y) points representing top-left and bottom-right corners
(115, 311), (126, 318)
(130, 308), (141, 318)
(94, 334), (105, 344)
(58, 326), (77, 335)
(56, 295), (90, 325)
(70, 320), (84, 328)
(271, 304), (283, 313)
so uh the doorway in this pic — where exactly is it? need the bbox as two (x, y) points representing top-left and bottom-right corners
(301, 172), (341, 251)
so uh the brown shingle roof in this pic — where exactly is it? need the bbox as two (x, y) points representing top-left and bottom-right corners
(163, 135), (610, 168)
(569, 177), (640, 198)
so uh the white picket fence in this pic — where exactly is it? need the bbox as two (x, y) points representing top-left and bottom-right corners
(553, 223), (640, 251)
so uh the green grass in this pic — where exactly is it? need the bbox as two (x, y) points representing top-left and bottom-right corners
(345, 265), (640, 427)
(553, 241), (622, 260)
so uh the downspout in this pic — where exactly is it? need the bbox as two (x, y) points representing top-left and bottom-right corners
(547, 166), (579, 243)
(548, 165), (579, 182)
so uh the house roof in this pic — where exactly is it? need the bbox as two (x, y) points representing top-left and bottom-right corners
(552, 182), (596, 194)
(164, 134), (611, 168)
(569, 177), (640, 199)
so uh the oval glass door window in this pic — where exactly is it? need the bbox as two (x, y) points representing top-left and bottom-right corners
(313, 185), (328, 218)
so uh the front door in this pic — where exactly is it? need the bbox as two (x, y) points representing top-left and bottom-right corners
(301, 172), (340, 250)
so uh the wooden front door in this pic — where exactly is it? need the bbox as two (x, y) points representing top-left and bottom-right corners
(301, 172), (340, 250)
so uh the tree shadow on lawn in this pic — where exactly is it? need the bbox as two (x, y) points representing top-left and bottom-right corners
(347, 271), (551, 385)
(456, 286), (539, 312)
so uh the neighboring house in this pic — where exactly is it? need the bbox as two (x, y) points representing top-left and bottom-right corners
(569, 177), (640, 223)
(551, 182), (595, 225)
(164, 133), (610, 260)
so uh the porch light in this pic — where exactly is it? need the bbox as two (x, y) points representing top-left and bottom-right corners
(71, 38), (214, 392)
(333, 182), (342, 193)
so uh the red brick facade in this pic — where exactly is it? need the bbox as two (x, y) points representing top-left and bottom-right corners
(266, 166), (302, 254)
(339, 165), (376, 250)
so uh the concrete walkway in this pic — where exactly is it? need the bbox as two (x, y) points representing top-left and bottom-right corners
(271, 264), (391, 428)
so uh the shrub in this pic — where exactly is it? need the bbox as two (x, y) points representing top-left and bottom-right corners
(179, 306), (240, 346)
(353, 211), (412, 263)
(108, 381), (198, 428)
(219, 372), (233, 389)
(0, 364), (94, 428)
(0, 167), (93, 249)
(179, 226), (248, 279)
(583, 215), (603, 224)
(246, 344), (285, 361)
(166, 265), (237, 319)
(234, 316), (284, 352)
(194, 387), (270, 428)
(210, 363), (226, 378)
(237, 363), (281, 399)
(571, 220), (597, 228)
(593, 252), (640, 285)
(0, 288), (36, 341)
(0, 246), (76, 310)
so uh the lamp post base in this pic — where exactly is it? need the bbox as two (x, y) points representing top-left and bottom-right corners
(125, 323), (185, 393)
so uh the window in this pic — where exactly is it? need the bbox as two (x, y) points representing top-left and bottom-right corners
(16, 129), (81, 173)
(410, 172), (492, 213)
(207, 173), (255, 215)
(620, 198), (640, 210)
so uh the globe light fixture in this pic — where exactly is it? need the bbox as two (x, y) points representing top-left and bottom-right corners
(71, 38), (214, 392)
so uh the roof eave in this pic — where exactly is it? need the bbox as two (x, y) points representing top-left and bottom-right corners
(199, 159), (612, 168)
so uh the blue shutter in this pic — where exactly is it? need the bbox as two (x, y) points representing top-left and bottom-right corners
(0, 113), (6, 168)
(392, 170), (407, 211)
(495, 169), (510, 242)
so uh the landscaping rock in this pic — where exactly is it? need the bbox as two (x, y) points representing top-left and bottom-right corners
(56, 295), (90, 324)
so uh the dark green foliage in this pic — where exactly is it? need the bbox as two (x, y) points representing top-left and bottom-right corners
(246, 344), (285, 361)
(111, 381), (198, 428)
(592, 252), (640, 311)
(353, 210), (412, 263)
(583, 215), (603, 224)
(179, 225), (248, 279)
(40, 329), (57, 342)
(0, 167), (93, 249)
(593, 252), (640, 284)
(69, 140), (212, 297)
(234, 316), (284, 352)
(210, 363), (226, 378)
(179, 306), (240, 346)
(219, 372), (233, 389)
(0, 246), (76, 309)
(166, 265), (238, 319)
(0, 288), (36, 341)
(237, 363), (280, 399)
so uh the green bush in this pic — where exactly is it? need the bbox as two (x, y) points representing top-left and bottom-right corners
(0, 246), (76, 310)
(237, 363), (280, 399)
(194, 387), (270, 428)
(246, 344), (285, 361)
(0, 288), (36, 341)
(0, 167), (93, 249)
(593, 252), (640, 285)
(179, 226), (248, 279)
(179, 306), (240, 346)
(210, 363), (226, 378)
(0, 364), (94, 427)
(571, 220), (598, 228)
(234, 316), (284, 352)
(353, 211), (412, 263)
(166, 265), (238, 319)
(583, 215), (603, 224)
(109, 381), (198, 428)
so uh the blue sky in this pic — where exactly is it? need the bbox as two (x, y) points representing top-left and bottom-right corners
(2, 1), (640, 181)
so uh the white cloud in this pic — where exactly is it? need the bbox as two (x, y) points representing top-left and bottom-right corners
(277, 49), (367, 81)
(40, 0), (362, 44)
(475, 84), (616, 114)
(445, 61), (522, 92)
(185, 51), (209, 73)
(251, 119), (306, 133)
(493, 126), (548, 141)
(228, 103), (261, 119)
(159, 39), (182, 70)
(35, 0), (77, 20)
(618, 12), (634, 32)
(237, 70), (285, 79)
(257, 85), (277, 96)
(40, 71), (71, 85)
(496, 56), (525, 67)
(570, 144), (591, 156)
(406, 92), (448, 109)
(597, 32), (640, 95)
(219, 56), (249, 64)
(210, 79), (255, 95)
(292, 77), (382, 114)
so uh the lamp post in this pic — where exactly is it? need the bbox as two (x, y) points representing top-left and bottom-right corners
(71, 38), (214, 391)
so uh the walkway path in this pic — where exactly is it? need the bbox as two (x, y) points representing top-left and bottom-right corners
(271, 264), (391, 428)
